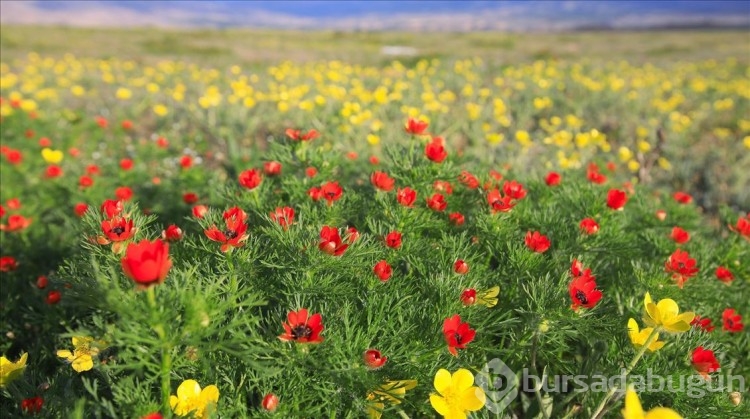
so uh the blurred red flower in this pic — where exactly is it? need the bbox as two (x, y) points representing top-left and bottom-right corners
(722, 308), (744, 332)
(279, 308), (324, 343)
(385, 231), (402, 249)
(579, 218), (599, 235)
(405, 117), (428, 135)
(525, 231), (551, 253)
(270, 207), (295, 229)
(264, 161), (282, 176)
(691, 346), (720, 378)
(443, 314), (476, 356)
(373, 260), (392, 281)
(363, 349), (387, 369)
(371, 171), (395, 192)
(606, 189), (627, 210)
(425, 138), (447, 163)
(427, 193), (447, 212)
(320, 181), (343, 205)
(691, 315), (715, 332)
(545, 171), (561, 186)
(665, 249), (698, 288)
(238, 168), (263, 190)
(396, 187), (417, 207)
(715, 266), (734, 284)
(670, 227), (690, 244)
(121, 239), (172, 287)
(503, 180), (527, 200)
(319, 226), (348, 256)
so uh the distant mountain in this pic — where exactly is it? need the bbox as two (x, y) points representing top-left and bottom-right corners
(2, 0), (749, 31)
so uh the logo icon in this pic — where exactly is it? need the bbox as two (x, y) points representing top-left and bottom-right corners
(476, 358), (519, 413)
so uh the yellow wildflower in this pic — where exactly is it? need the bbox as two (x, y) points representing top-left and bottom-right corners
(643, 293), (694, 333)
(430, 368), (485, 419)
(56, 336), (106, 373)
(627, 319), (665, 352)
(170, 379), (220, 419)
(367, 380), (417, 419)
(622, 387), (682, 419)
(115, 87), (132, 100)
(41, 148), (64, 164)
(0, 352), (27, 387)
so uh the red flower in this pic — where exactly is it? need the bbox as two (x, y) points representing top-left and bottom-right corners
(238, 168), (263, 190)
(0, 256), (18, 272)
(156, 136), (169, 148)
(264, 161), (282, 176)
(460, 289), (477, 306)
(503, 180), (527, 200)
(371, 171), (395, 192)
(369, 156), (379, 165)
(20, 396), (43, 414)
(161, 224), (183, 242)
(487, 189), (516, 213)
(433, 180), (453, 195)
(192, 205), (208, 218)
(100, 199), (123, 218)
(121, 120), (133, 130)
(722, 308), (744, 332)
(6, 198), (20, 210)
(373, 260), (392, 281)
(673, 191), (693, 204)
(426, 193), (447, 212)
(715, 266), (734, 284)
(454, 260), (469, 275)
(347, 151), (358, 160)
(0, 214), (32, 232)
(279, 308), (324, 343)
(579, 218), (599, 235)
(449, 212), (465, 226)
(101, 217), (135, 243)
(44, 165), (63, 178)
(205, 207), (249, 252)
(79, 175), (94, 188)
(670, 227), (690, 244)
(120, 158), (133, 171)
(405, 117), (428, 135)
(385, 231), (402, 249)
(262, 394), (279, 412)
(182, 192), (199, 204)
(36, 275), (48, 289)
(141, 414), (163, 419)
(96, 116), (108, 128)
(443, 314), (476, 356)
(346, 226), (360, 243)
(396, 187), (417, 207)
(587, 163), (607, 184)
(86, 164), (101, 176)
(545, 171), (561, 186)
(120, 239), (172, 287)
(570, 259), (586, 277)
(270, 207), (295, 229)
(691, 346), (720, 378)
(308, 187), (322, 201)
(5, 149), (23, 164)
(305, 166), (318, 178)
(285, 128), (319, 141)
(729, 214), (750, 239)
(458, 171), (479, 189)
(320, 181), (343, 205)
(72, 203), (87, 217)
(180, 155), (193, 169)
(363, 349), (387, 369)
(115, 186), (134, 201)
(319, 226), (348, 256)
(425, 138), (448, 163)
(665, 249), (698, 288)
(691, 316), (715, 332)
(568, 274), (602, 311)
(525, 231), (551, 253)
(46, 290), (61, 305)
(606, 189), (627, 210)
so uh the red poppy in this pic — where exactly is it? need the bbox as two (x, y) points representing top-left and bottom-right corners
(426, 193), (447, 212)
(238, 168), (263, 190)
(79, 175), (94, 188)
(525, 231), (550, 253)
(346, 226), (359, 243)
(691, 346), (720, 378)
(346, 150), (356, 161)
(285, 128), (319, 141)
(86, 164), (101, 176)
(570, 259), (586, 277)
(443, 314), (476, 356)
(101, 217), (135, 243)
(4, 149), (22, 164)
(606, 189), (628, 210)
(371, 171), (395, 192)
(68, 147), (79, 157)
(264, 161), (282, 176)
(121, 120), (133, 130)
(20, 396), (43, 414)
(141, 414), (163, 419)
(385, 231), (402, 249)
(373, 260), (392, 281)
(36, 275), (48, 289)
(308, 187), (322, 201)
(205, 208), (249, 252)
(192, 205), (208, 218)
(363, 349), (387, 369)
(306, 166), (318, 178)
(454, 260), (469, 275)
(545, 171), (561, 186)
(320, 181), (343, 205)
(183, 192), (199, 204)
(715, 266), (734, 284)
(722, 308), (744, 332)
(161, 224), (183, 242)
(270, 207), (295, 229)
(73, 203), (88, 217)
(115, 186), (134, 201)
(656, 210), (667, 221)
(458, 171), (480, 189)
(396, 187), (417, 207)
(587, 170), (607, 185)
(156, 136), (169, 148)
(369, 156), (379, 165)
(670, 227), (690, 244)
(46, 290), (61, 305)
(279, 308), (324, 343)
(262, 394), (279, 412)
(487, 189), (516, 213)
(121, 239), (172, 287)
(673, 191), (693, 204)
(120, 158), (133, 171)
(0, 204), (4, 218)
(425, 138), (447, 163)
(503, 180), (527, 200)
(433, 180), (453, 195)
(0, 214), (32, 232)
(6, 198), (21, 210)
(460, 289), (477, 306)
(179, 155), (193, 169)
(44, 165), (63, 178)
(449, 212), (465, 226)
(568, 274), (602, 311)
(405, 117), (428, 135)
(0, 256), (18, 272)
(579, 218), (599, 235)
(664, 249), (698, 288)
(729, 214), (750, 239)
(691, 316), (715, 332)
(319, 226), (348, 256)
(101, 199), (123, 218)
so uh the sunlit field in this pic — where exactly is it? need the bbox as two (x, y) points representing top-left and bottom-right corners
(1, 27), (748, 418)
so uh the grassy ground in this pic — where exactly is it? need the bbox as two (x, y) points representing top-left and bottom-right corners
(1, 25), (748, 66)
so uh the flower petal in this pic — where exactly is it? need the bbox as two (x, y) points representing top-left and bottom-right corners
(656, 298), (679, 322)
(460, 386), (486, 411)
(452, 368), (475, 391)
(644, 407), (683, 419)
(434, 369), (452, 394)
(177, 379), (201, 399)
(429, 394), (451, 416)
(200, 385), (220, 404)
(622, 388), (645, 419)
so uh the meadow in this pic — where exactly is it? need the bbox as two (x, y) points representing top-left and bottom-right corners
(0, 27), (748, 418)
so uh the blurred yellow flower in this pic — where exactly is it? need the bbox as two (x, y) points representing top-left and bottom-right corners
(627, 318), (665, 352)
(153, 104), (168, 116)
(170, 379), (220, 419)
(367, 134), (380, 146)
(41, 148), (64, 164)
(56, 336), (106, 373)
(622, 387), (682, 419)
(0, 352), (27, 387)
(642, 293), (694, 333)
(367, 380), (417, 419)
(115, 87), (132, 100)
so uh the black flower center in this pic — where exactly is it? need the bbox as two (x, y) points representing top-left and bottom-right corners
(224, 229), (238, 239)
(291, 324), (313, 340)
(453, 332), (463, 345)
(576, 290), (588, 305)
(111, 226), (126, 236)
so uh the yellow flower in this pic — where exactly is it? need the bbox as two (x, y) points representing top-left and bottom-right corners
(41, 148), (64, 164)
(153, 104), (168, 116)
(627, 319), (665, 352)
(170, 379), (220, 419)
(56, 336), (106, 373)
(642, 293), (694, 333)
(430, 368), (486, 419)
(115, 87), (132, 100)
(0, 352), (27, 387)
(622, 387), (682, 419)
(367, 380), (417, 419)
(476, 286), (500, 308)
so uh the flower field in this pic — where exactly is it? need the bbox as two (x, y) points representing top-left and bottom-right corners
(1, 29), (749, 418)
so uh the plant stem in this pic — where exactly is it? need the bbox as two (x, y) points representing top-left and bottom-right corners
(529, 333), (551, 419)
(591, 327), (660, 418)
(147, 286), (172, 414)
